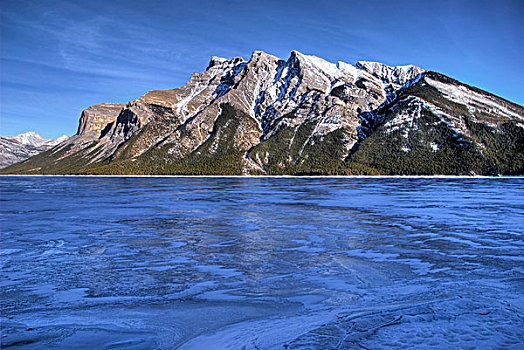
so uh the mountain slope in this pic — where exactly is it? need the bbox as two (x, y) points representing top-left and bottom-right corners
(3, 51), (523, 175)
(350, 72), (524, 175)
(0, 132), (68, 169)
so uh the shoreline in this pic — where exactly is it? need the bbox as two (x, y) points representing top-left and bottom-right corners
(0, 174), (522, 179)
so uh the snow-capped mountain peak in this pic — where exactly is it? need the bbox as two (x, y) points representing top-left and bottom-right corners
(356, 61), (424, 87)
(11, 132), (48, 147)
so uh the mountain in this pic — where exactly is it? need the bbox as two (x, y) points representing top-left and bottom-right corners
(3, 51), (523, 175)
(0, 132), (68, 169)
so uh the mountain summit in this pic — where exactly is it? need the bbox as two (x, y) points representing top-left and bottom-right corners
(0, 132), (68, 169)
(4, 51), (523, 175)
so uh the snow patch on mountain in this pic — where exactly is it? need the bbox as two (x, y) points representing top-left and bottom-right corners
(383, 96), (470, 138)
(426, 77), (523, 121)
(356, 61), (425, 88)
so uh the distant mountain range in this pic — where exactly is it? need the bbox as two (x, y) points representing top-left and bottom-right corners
(0, 132), (68, 169)
(2, 51), (523, 175)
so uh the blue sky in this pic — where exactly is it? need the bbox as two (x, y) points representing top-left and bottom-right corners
(1, 0), (523, 138)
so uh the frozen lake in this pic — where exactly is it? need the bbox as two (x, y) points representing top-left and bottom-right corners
(1, 176), (523, 349)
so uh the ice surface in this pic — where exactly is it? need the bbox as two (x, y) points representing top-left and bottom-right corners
(1, 177), (523, 349)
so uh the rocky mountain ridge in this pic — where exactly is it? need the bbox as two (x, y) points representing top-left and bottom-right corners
(0, 132), (68, 169)
(3, 51), (523, 175)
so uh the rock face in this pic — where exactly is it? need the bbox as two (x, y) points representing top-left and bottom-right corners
(76, 103), (125, 138)
(0, 132), (68, 169)
(3, 51), (523, 175)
